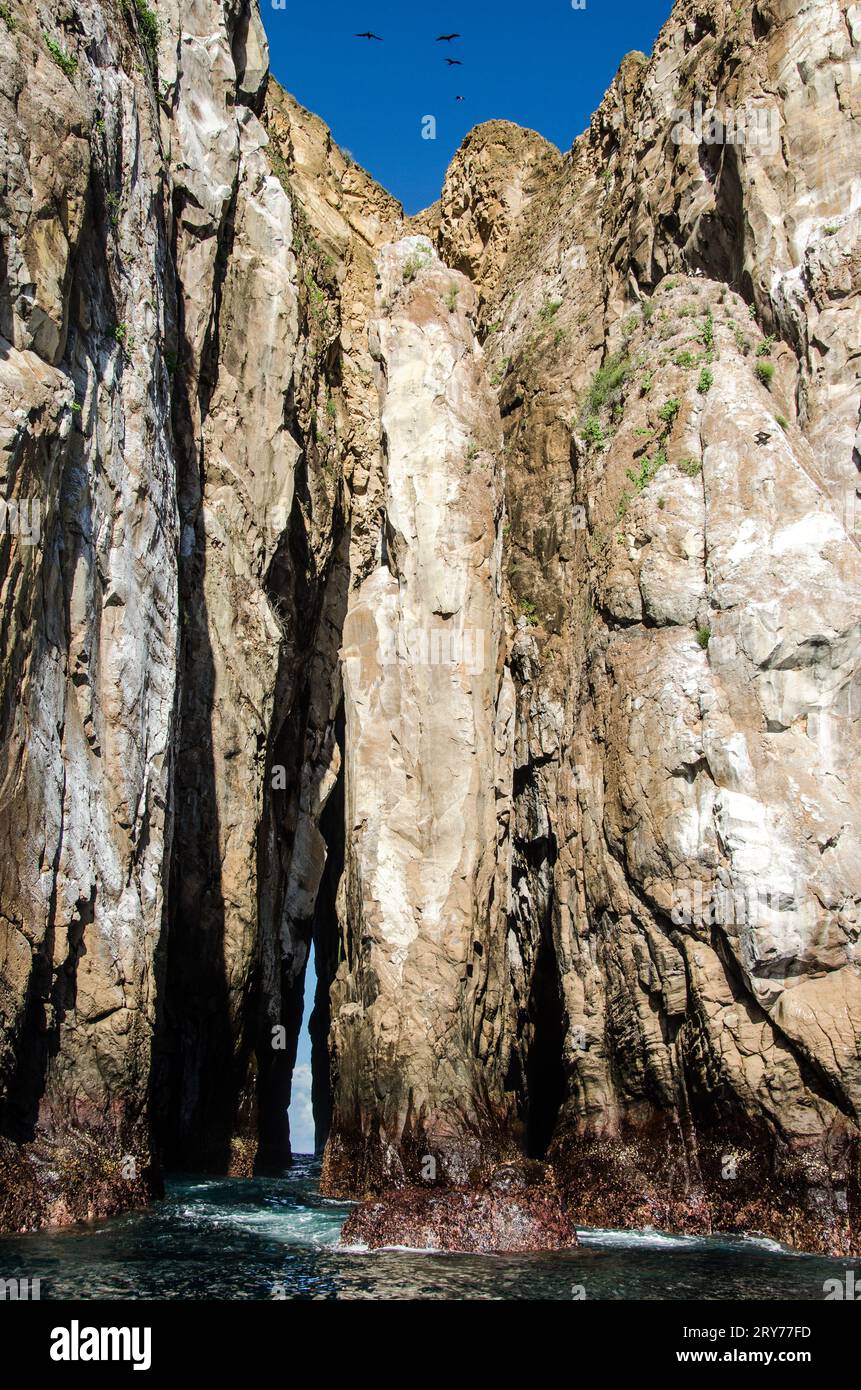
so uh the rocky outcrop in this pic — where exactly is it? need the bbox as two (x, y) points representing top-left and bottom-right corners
(427, 0), (861, 1254)
(322, 234), (514, 1194)
(158, 19), (301, 1174)
(1, 0), (860, 1256)
(0, 0), (185, 1226)
(0, 0), (328, 1218)
(341, 1162), (576, 1254)
(435, 122), (563, 305)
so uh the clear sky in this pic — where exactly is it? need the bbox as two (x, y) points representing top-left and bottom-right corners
(288, 942), (317, 1154)
(261, 0), (673, 215)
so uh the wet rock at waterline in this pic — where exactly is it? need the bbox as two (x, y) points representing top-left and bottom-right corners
(342, 1164), (577, 1254)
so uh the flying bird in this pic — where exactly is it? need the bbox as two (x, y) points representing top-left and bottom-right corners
(754, 430), (772, 446)
(355, 31), (383, 40)
(456, 95), (465, 101)
(436, 34), (461, 41)
(444, 58), (463, 66)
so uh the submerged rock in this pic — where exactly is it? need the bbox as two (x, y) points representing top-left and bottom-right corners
(342, 1167), (577, 1254)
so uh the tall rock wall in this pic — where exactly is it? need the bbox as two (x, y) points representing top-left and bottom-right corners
(0, 0), (324, 1219)
(428, 0), (861, 1252)
(0, 0), (188, 1224)
(324, 235), (514, 1193)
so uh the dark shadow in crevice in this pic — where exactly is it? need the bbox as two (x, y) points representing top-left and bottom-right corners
(155, 510), (234, 1172)
(251, 474), (349, 1171)
(524, 904), (567, 1159)
(151, 180), (239, 1176)
(508, 792), (567, 1160)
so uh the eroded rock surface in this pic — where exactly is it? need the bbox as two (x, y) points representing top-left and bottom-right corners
(1, 0), (860, 1255)
(0, 0), (185, 1227)
(431, 0), (861, 1253)
(342, 1163), (577, 1254)
(323, 234), (514, 1193)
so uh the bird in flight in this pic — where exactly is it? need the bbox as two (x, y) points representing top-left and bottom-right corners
(456, 95), (465, 102)
(436, 34), (461, 41)
(355, 31), (383, 40)
(444, 58), (463, 65)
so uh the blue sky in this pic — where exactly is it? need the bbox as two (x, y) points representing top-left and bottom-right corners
(289, 942), (317, 1153)
(261, 1), (673, 214)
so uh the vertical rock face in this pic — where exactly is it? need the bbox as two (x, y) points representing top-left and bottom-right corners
(0, 0), (317, 1217)
(324, 237), (514, 1192)
(429, 0), (861, 1252)
(0, 0), (183, 1224)
(159, 52), (301, 1175)
(0, 0), (860, 1256)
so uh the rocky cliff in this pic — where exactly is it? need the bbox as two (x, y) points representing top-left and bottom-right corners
(0, 0), (859, 1255)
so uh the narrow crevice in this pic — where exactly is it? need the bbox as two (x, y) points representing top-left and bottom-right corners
(523, 891), (566, 1158)
(509, 775), (567, 1161)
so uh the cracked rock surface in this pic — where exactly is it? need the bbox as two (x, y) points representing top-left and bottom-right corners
(1, 0), (860, 1254)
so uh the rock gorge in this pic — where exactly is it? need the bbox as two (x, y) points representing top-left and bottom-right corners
(0, 0), (859, 1255)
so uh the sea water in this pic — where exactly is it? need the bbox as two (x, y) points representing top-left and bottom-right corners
(0, 1157), (853, 1300)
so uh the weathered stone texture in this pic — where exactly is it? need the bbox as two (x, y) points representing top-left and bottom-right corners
(1, 0), (860, 1256)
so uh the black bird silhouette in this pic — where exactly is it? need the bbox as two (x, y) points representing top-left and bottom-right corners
(456, 95), (465, 101)
(355, 31), (383, 40)
(754, 430), (772, 446)
(436, 33), (461, 41)
(444, 58), (463, 65)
